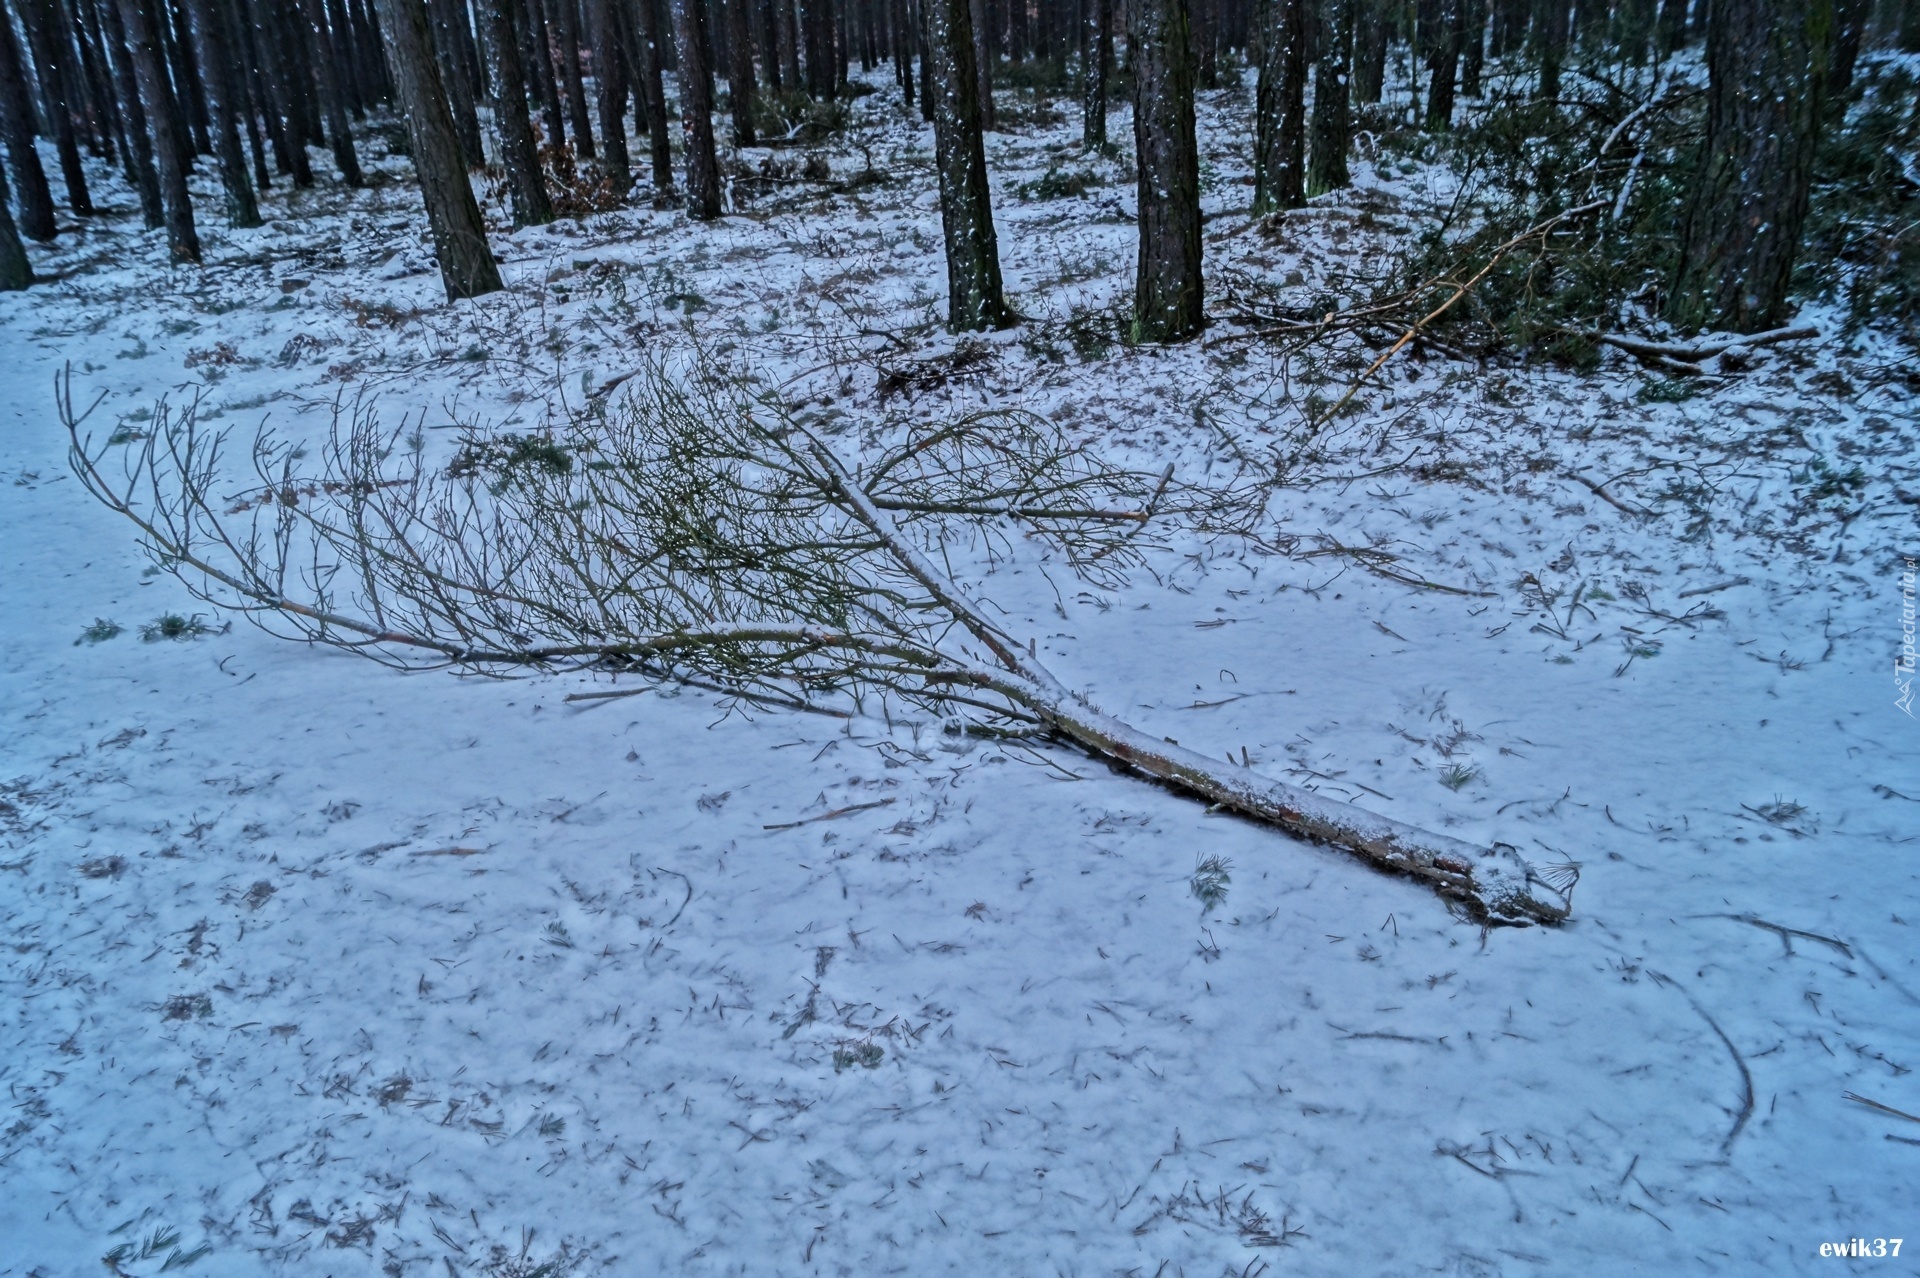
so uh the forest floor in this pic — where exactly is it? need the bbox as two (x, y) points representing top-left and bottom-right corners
(2, 62), (1918, 1278)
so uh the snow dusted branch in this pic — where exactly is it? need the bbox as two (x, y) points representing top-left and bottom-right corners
(64, 363), (1573, 927)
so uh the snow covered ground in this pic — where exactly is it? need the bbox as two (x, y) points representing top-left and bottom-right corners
(3, 68), (1918, 1278)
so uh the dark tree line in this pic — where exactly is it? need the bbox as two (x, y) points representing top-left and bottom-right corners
(0, 0), (1905, 339)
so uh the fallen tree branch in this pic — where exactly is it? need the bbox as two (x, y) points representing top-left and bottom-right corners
(65, 362), (1572, 927)
(1576, 324), (1819, 365)
(1305, 202), (1609, 434)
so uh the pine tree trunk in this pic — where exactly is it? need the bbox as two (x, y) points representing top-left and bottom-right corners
(627, 0), (674, 186)
(519, 0), (566, 149)
(480, 0), (555, 221)
(1532, 0), (1565, 98)
(551, 0), (598, 155)
(774, 0), (800, 86)
(373, 0), (503, 299)
(1305, 0), (1351, 195)
(300, 0), (365, 183)
(802, 0), (834, 95)
(0, 9), (57, 241)
(1130, 0), (1202, 342)
(1667, 0), (1833, 334)
(672, 0), (722, 216)
(18, 0), (96, 214)
(1460, 0), (1483, 95)
(69, 0), (122, 162)
(167, 0), (215, 154)
(98, 0), (167, 224)
(429, 0), (486, 162)
(185, 0), (263, 223)
(1080, 0), (1106, 147)
(589, 0), (633, 186)
(1351, 0), (1387, 103)
(0, 156), (30, 287)
(1252, 0), (1305, 213)
(350, 0), (390, 99)
(724, 0), (756, 143)
(890, 0), (912, 106)
(1423, 0), (1458, 128)
(966, 0), (994, 126)
(118, 0), (200, 260)
(243, 0), (316, 186)
(923, 0), (1008, 329)
(1830, 0), (1867, 96)
(325, 0), (366, 113)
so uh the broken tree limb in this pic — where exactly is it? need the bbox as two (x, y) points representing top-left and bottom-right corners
(1305, 202), (1609, 434)
(798, 424), (1572, 927)
(1575, 324), (1819, 366)
(66, 363), (1573, 928)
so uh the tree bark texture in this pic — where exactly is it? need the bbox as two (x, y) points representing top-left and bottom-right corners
(243, 0), (316, 186)
(479, 0), (555, 223)
(1667, 0), (1834, 334)
(923, 0), (1008, 330)
(550, 0), (598, 154)
(672, 0), (722, 217)
(18, 0), (96, 214)
(724, 0), (755, 144)
(1423, 0), (1459, 129)
(0, 9), (57, 240)
(589, 0), (632, 188)
(0, 156), (30, 288)
(373, 0), (503, 299)
(966, 0), (994, 126)
(185, 0), (263, 224)
(1533, 0), (1565, 97)
(1352, 0), (1387, 103)
(1252, 0), (1305, 213)
(1080, 0), (1107, 147)
(1130, 0), (1203, 342)
(118, 0), (201, 260)
(1306, 0), (1352, 196)
(429, 0), (486, 162)
(300, 0), (366, 183)
(98, 0), (167, 225)
(627, 0), (674, 186)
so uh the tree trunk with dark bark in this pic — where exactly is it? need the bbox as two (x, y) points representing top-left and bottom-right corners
(97, 0), (167, 224)
(1080, 0), (1107, 147)
(1533, 0), (1565, 98)
(551, 0), (598, 154)
(118, 0), (200, 260)
(18, 0), (95, 214)
(244, 0), (315, 186)
(923, 0), (1007, 329)
(1667, 0), (1834, 334)
(1423, 0), (1459, 129)
(1252, 0), (1305, 213)
(300, 0), (365, 183)
(185, 0), (263, 224)
(724, 0), (755, 144)
(1352, 0), (1387, 103)
(1306, 0), (1352, 195)
(429, 0), (486, 163)
(373, 0), (502, 298)
(0, 156), (30, 287)
(479, 0), (555, 222)
(966, 0), (993, 126)
(0, 9), (57, 240)
(627, 0), (673, 186)
(589, 0), (632, 187)
(1130, 0), (1202, 342)
(672, 0), (721, 216)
